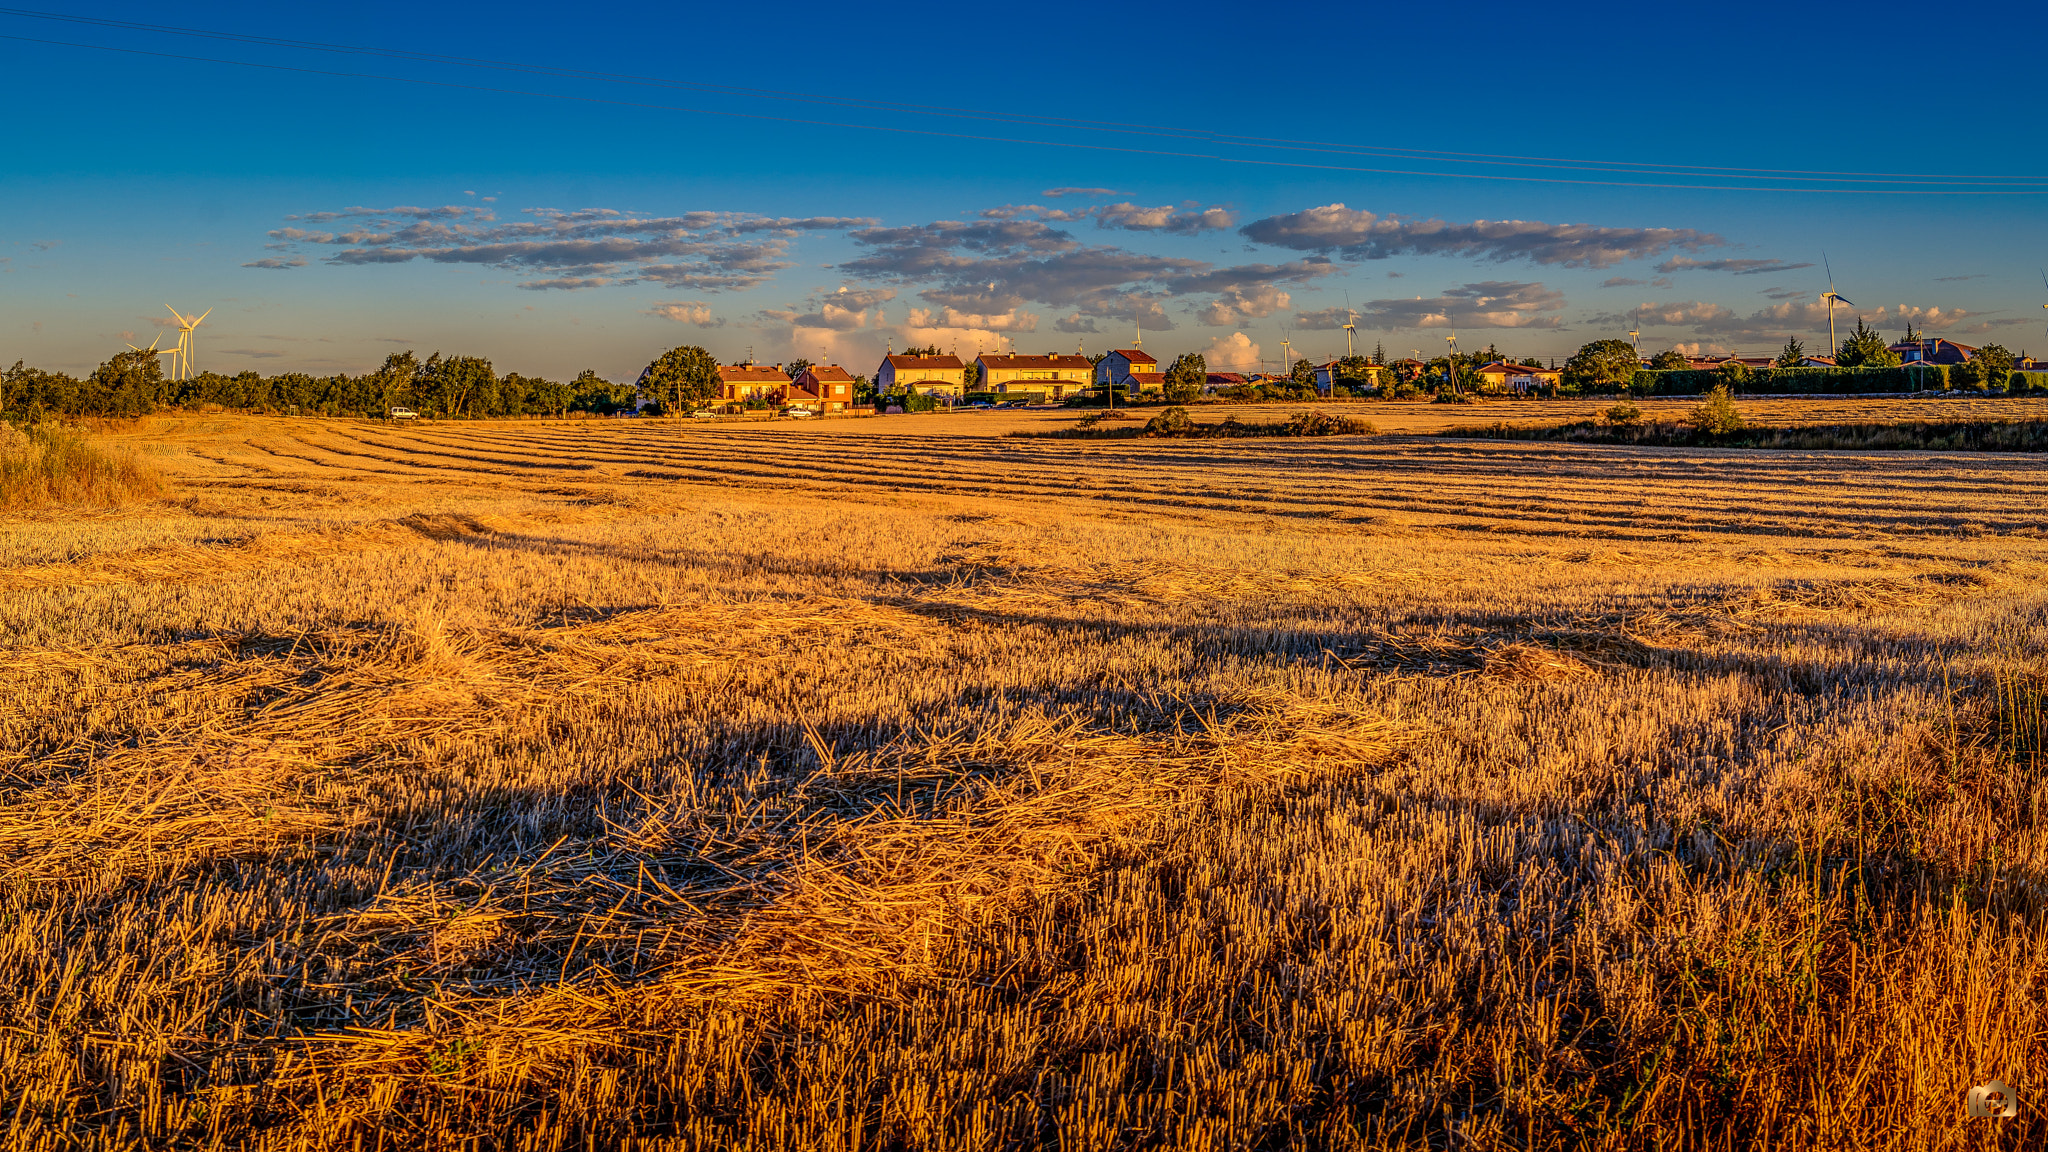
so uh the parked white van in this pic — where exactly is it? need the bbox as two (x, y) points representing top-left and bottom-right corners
(388, 407), (418, 420)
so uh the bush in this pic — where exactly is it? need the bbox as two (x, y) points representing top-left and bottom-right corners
(0, 422), (164, 510)
(1602, 399), (1643, 427)
(1431, 390), (1473, 404)
(1687, 387), (1744, 435)
(1630, 365), (1949, 395)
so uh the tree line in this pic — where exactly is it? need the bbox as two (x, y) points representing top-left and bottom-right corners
(2, 350), (639, 421)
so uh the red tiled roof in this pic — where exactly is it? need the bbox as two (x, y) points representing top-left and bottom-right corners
(978, 353), (1092, 369)
(883, 354), (964, 369)
(719, 365), (787, 383)
(1205, 372), (1248, 384)
(1126, 372), (1164, 383)
(1477, 361), (1553, 374)
(1109, 348), (1157, 364)
(797, 365), (857, 384)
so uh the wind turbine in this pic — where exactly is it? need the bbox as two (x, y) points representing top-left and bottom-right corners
(2039, 268), (2047, 338)
(1818, 256), (1854, 359)
(163, 305), (212, 381)
(1628, 310), (1641, 360)
(1445, 332), (1462, 392)
(1342, 291), (1358, 358)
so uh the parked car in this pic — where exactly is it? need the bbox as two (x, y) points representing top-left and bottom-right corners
(692, 409), (717, 419)
(786, 407), (816, 419)
(387, 407), (417, 420)
(963, 400), (993, 409)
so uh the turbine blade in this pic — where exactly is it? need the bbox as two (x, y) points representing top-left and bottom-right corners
(195, 308), (213, 324)
(1835, 296), (1856, 307)
(1823, 252), (1833, 288)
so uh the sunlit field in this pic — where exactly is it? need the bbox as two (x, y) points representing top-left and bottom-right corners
(6, 404), (2046, 1150)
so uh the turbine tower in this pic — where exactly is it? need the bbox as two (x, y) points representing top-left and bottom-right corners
(1342, 291), (1358, 358)
(2040, 268), (2047, 339)
(1628, 310), (1641, 359)
(1817, 257), (1854, 359)
(163, 305), (212, 381)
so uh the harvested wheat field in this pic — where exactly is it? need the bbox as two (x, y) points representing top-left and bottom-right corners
(6, 407), (2047, 1150)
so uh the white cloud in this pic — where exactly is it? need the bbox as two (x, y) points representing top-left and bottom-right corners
(1240, 203), (1720, 269)
(1204, 331), (1261, 370)
(647, 300), (723, 326)
(1096, 202), (1237, 235)
(1199, 284), (1291, 326)
(1352, 281), (1566, 330)
(242, 257), (307, 269)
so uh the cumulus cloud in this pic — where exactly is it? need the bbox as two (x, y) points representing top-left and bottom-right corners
(1351, 281), (1566, 330)
(1240, 203), (1719, 269)
(761, 286), (898, 329)
(1199, 284), (1290, 326)
(1601, 277), (1647, 287)
(1654, 256), (1814, 275)
(242, 257), (306, 269)
(647, 300), (724, 326)
(907, 306), (1038, 331)
(1605, 297), (1981, 343)
(1203, 331), (1262, 370)
(1291, 307), (1352, 330)
(1055, 313), (1100, 333)
(256, 205), (875, 293)
(1096, 202), (1238, 235)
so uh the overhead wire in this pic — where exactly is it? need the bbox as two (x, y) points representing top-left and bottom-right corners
(3, 7), (2039, 187)
(3, 9), (2045, 193)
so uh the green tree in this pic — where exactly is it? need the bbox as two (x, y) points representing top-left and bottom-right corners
(1974, 344), (2016, 387)
(1561, 340), (1640, 391)
(570, 369), (636, 415)
(900, 344), (942, 358)
(1290, 356), (1319, 388)
(83, 349), (168, 417)
(782, 358), (812, 380)
(1687, 386), (1744, 435)
(1164, 352), (1206, 403)
(1776, 336), (1806, 368)
(642, 345), (721, 414)
(1835, 318), (1899, 368)
(962, 362), (982, 390)
(1648, 349), (1689, 370)
(1718, 361), (1752, 389)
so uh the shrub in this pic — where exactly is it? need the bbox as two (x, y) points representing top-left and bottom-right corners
(1602, 399), (1643, 427)
(1431, 390), (1473, 404)
(1687, 386), (1744, 435)
(1631, 365), (1949, 395)
(0, 422), (164, 510)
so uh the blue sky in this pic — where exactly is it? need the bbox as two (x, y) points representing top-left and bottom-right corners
(5, 0), (2045, 381)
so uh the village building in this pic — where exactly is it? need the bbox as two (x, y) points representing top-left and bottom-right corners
(977, 352), (1093, 401)
(1890, 338), (1977, 365)
(875, 354), (966, 397)
(1094, 348), (1160, 394)
(788, 364), (858, 412)
(716, 364), (788, 406)
(1312, 360), (1388, 394)
(1472, 360), (1562, 393)
(1204, 372), (1248, 389)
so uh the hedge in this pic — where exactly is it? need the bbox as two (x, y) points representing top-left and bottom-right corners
(1628, 366), (1952, 395)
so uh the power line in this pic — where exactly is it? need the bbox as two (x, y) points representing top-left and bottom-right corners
(4, 9), (2046, 194)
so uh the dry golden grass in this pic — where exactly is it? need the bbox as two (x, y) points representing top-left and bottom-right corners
(0, 422), (164, 511)
(4, 409), (2047, 1149)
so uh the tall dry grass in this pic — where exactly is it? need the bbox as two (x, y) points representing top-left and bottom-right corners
(0, 422), (163, 511)
(3, 412), (2046, 1150)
